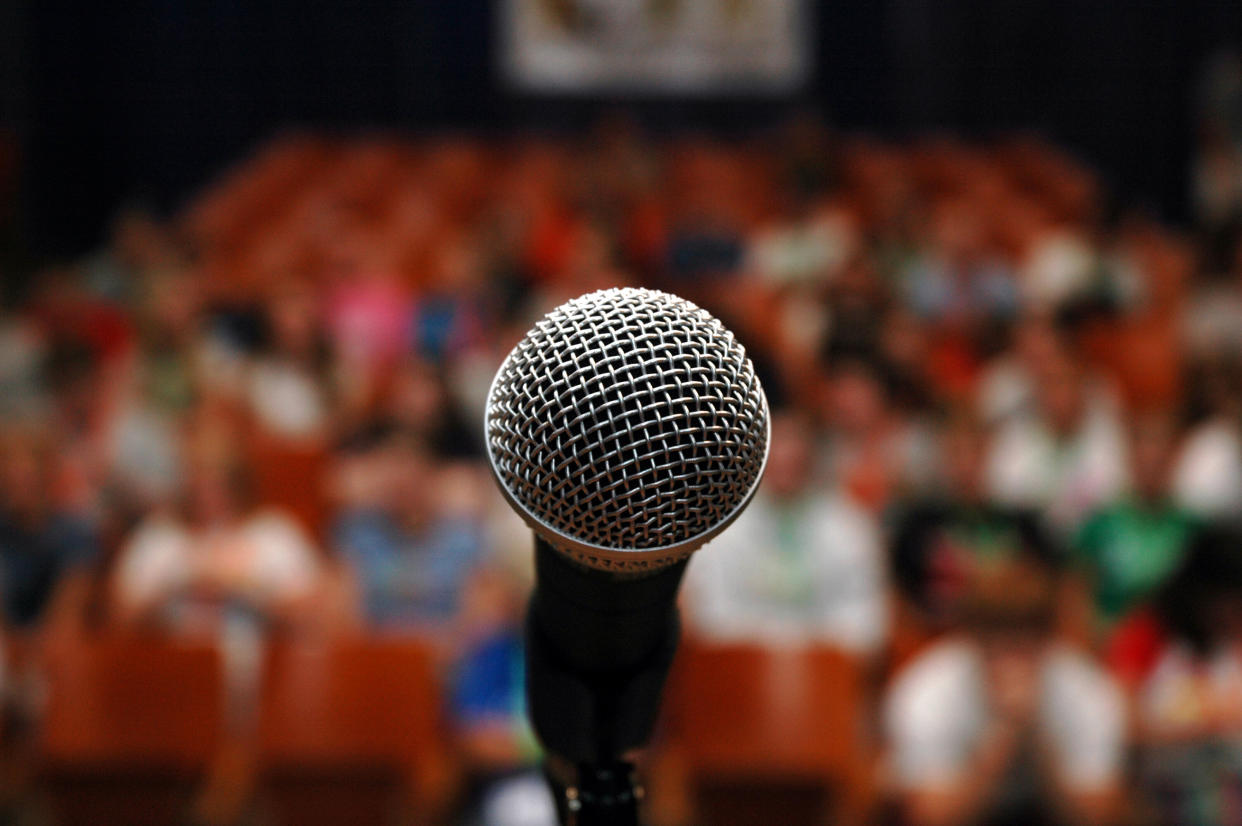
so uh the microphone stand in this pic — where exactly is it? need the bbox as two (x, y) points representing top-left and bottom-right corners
(543, 756), (643, 826)
(525, 538), (687, 826)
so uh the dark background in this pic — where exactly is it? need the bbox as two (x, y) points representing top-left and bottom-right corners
(3, 0), (1242, 257)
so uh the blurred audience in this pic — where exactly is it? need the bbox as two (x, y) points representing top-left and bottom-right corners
(1066, 411), (1198, 647)
(820, 357), (938, 514)
(245, 280), (333, 443)
(684, 410), (889, 656)
(985, 344), (1128, 539)
(0, 116), (1240, 823)
(0, 427), (97, 628)
(451, 566), (551, 826)
(331, 425), (540, 822)
(109, 449), (328, 636)
(1172, 356), (1242, 517)
(332, 429), (486, 636)
(1109, 526), (1242, 826)
(884, 559), (1125, 826)
(888, 410), (1058, 639)
(900, 195), (1018, 335)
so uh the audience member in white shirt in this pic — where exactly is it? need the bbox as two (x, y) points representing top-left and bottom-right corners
(884, 558), (1125, 826)
(683, 411), (889, 656)
(986, 349), (1128, 539)
(1172, 359), (1242, 518)
(111, 454), (331, 635)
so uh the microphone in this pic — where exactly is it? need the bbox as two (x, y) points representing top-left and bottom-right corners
(485, 288), (769, 818)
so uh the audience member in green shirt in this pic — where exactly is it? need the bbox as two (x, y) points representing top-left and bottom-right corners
(1068, 412), (1197, 643)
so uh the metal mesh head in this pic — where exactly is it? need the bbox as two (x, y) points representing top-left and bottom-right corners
(485, 288), (769, 572)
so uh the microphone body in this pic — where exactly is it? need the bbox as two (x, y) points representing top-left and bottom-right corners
(484, 288), (769, 822)
(527, 536), (686, 762)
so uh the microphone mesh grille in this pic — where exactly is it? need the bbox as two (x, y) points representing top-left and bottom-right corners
(485, 288), (768, 571)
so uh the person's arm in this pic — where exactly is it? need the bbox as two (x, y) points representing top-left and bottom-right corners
(244, 554), (362, 635)
(887, 645), (1037, 826)
(1040, 757), (1122, 826)
(110, 574), (180, 628)
(1037, 658), (1127, 825)
(108, 520), (187, 629)
(456, 721), (532, 769)
(902, 719), (1027, 826)
(238, 512), (336, 630)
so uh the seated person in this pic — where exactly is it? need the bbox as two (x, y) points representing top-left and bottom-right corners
(451, 566), (553, 826)
(986, 349), (1128, 540)
(884, 558), (1125, 826)
(1068, 411), (1198, 646)
(889, 410), (1059, 637)
(1107, 525), (1242, 826)
(246, 279), (332, 443)
(332, 429), (487, 636)
(334, 428), (547, 824)
(110, 452), (327, 635)
(0, 428), (98, 629)
(683, 410), (889, 656)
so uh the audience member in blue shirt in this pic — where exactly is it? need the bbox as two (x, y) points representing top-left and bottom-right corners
(333, 431), (486, 631)
(450, 566), (549, 826)
(0, 433), (97, 627)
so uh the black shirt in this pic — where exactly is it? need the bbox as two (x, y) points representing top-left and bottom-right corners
(888, 500), (1060, 628)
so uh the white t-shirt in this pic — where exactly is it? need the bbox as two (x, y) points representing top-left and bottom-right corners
(1173, 419), (1242, 518)
(108, 403), (183, 505)
(746, 210), (857, 287)
(1182, 284), (1242, 359)
(683, 490), (889, 654)
(986, 404), (1128, 538)
(1020, 231), (1096, 311)
(114, 510), (322, 627)
(884, 639), (1125, 792)
(247, 359), (329, 440)
(975, 357), (1034, 427)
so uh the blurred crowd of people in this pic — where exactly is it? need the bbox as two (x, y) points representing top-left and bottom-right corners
(1, 107), (1242, 825)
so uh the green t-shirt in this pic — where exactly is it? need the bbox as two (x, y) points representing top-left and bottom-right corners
(1074, 500), (1196, 628)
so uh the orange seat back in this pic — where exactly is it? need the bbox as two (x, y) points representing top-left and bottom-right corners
(41, 635), (224, 769)
(257, 636), (444, 768)
(666, 641), (864, 780)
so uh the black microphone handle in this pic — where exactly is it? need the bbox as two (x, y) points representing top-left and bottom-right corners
(526, 535), (687, 765)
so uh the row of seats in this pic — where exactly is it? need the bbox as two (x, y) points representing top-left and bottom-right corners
(38, 636), (447, 826)
(34, 635), (868, 826)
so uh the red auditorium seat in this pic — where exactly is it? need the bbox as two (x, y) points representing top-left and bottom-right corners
(247, 435), (330, 542)
(38, 635), (225, 826)
(255, 636), (454, 826)
(657, 641), (874, 826)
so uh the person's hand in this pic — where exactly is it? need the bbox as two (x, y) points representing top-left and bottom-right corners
(988, 650), (1041, 728)
(973, 715), (1026, 780)
(192, 538), (255, 595)
(1210, 682), (1242, 733)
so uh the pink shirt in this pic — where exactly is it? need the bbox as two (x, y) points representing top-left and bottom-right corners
(324, 277), (413, 370)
